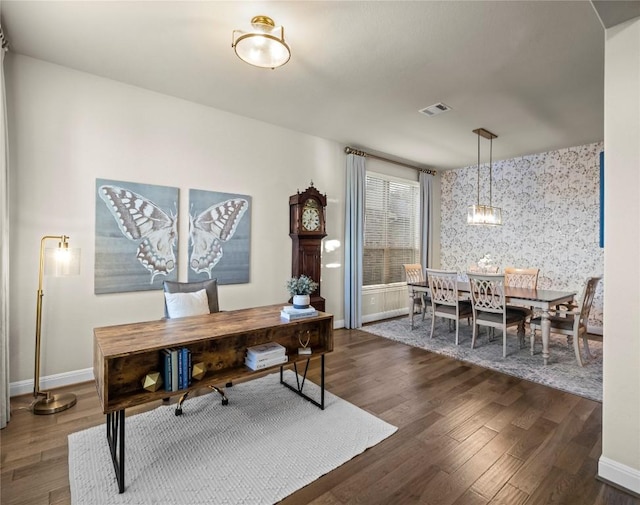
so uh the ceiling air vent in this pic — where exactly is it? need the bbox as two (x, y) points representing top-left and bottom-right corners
(418, 102), (452, 117)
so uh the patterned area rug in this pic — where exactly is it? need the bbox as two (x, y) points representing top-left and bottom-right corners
(68, 371), (396, 505)
(363, 316), (602, 402)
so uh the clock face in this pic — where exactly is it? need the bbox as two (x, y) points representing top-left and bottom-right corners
(302, 206), (321, 232)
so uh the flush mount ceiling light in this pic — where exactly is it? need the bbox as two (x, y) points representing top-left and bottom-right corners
(467, 128), (503, 226)
(232, 15), (291, 69)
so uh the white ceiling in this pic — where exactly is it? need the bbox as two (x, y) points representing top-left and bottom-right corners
(1, 1), (613, 170)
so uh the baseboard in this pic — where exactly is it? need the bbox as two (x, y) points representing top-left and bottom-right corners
(362, 308), (406, 324)
(10, 367), (94, 397)
(598, 456), (640, 496)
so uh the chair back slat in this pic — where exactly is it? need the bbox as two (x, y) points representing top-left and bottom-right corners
(468, 273), (506, 314)
(504, 267), (539, 289)
(426, 269), (459, 307)
(403, 264), (425, 284)
(578, 276), (601, 327)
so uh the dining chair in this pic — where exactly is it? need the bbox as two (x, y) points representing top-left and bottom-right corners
(530, 276), (601, 367)
(425, 269), (472, 345)
(504, 267), (540, 321)
(403, 263), (431, 329)
(467, 273), (527, 358)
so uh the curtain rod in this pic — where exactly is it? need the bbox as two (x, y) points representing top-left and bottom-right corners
(344, 146), (437, 175)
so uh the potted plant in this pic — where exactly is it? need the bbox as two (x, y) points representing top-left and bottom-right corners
(286, 275), (319, 309)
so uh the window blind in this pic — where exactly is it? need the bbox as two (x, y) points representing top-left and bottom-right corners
(364, 172), (420, 286)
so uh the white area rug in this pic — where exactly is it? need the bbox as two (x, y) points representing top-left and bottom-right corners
(68, 371), (397, 505)
(364, 317), (602, 402)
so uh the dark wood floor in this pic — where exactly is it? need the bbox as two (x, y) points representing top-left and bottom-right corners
(1, 327), (638, 505)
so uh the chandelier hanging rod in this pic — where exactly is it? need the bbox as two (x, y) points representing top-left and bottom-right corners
(344, 146), (437, 175)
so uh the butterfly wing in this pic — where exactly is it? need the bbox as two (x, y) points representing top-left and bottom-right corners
(189, 198), (248, 277)
(99, 185), (177, 283)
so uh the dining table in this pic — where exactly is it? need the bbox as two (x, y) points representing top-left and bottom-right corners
(408, 280), (576, 365)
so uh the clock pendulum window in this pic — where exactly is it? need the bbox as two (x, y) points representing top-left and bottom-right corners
(289, 183), (327, 312)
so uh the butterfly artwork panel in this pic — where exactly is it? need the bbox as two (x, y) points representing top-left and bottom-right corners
(95, 179), (179, 294)
(188, 189), (251, 285)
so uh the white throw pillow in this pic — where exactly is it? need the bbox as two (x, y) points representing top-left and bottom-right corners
(164, 289), (210, 319)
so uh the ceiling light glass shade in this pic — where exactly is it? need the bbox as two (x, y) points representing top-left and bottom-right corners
(467, 204), (503, 226)
(232, 16), (291, 69)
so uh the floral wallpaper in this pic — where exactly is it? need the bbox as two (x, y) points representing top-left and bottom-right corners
(440, 141), (604, 330)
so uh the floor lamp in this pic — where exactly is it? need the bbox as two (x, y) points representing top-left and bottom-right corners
(33, 234), (80, 415)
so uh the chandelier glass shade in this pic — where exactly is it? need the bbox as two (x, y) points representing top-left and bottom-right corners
(467, 128), (503, 226)
(467, 204), (502, 225)
(232, 16), (291, 69)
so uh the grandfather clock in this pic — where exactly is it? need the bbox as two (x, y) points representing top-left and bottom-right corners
(289, 183), (327, 311)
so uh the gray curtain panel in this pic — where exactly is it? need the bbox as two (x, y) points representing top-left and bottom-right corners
(419, 171), (434, 270)
(1, 42), (10, 428)
(344, 153), (366, 329)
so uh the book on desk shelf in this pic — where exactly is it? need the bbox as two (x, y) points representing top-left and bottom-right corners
(161, 349), (172, 392)
(161, 347), (192, 391)
(246, 342), (286, 360)
(183, 347), (192, 388)
(245, 354), (288, 371)
(177, 348), (184, 390)
(170, 348), (179, 391)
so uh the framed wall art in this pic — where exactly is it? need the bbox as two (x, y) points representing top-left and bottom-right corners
(187, 189), (251, 284)
(95, 179), (179, 294)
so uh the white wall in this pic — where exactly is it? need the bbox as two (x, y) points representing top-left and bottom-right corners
(6, 54), (345, 389)
(599, 17), (640, 494)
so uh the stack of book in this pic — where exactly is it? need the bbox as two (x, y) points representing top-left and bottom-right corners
(160, 347), (192, 392)
(280, 305), (318, 321)
(245, 342), (288, 371)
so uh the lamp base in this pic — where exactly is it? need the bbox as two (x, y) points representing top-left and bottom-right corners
(33, 392), (77, 415)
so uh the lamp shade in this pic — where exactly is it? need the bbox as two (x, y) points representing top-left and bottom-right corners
(44, 247), (81, 276)
(232, 16), (291, 69)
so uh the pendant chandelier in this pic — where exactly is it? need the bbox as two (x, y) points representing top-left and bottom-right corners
(232, 16), (291, 69)
(467, 128), (502, 226)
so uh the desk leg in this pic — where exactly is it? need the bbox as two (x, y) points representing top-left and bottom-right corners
(280, 355), (325, 410)
(106, 410), (125, 493)
(541, 309), (551, 366)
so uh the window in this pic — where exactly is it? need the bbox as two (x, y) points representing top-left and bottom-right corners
(364, 172), (420, 286)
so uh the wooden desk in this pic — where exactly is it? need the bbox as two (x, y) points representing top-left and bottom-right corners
(93, 304), (334, 493)
(408, 281), (575, 365)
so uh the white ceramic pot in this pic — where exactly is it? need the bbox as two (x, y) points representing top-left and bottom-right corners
(293, 294), (310, 309)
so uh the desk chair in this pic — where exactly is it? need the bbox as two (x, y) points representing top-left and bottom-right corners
(163, 279), (229, 414)
(530, 276), (601, 367)
(426, 269), (472, 345)
(403, 264), (431, 329)
(163, 279), (220, 318)
(468, 273), (527, 358)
